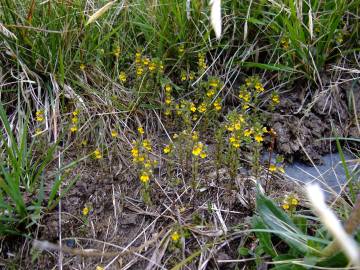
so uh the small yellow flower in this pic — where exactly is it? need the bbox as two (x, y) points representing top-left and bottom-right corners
(80, 63), (85, 71)
(272, 94), (280, 104)
(94, 149), (102, 159)
(119, 71), (127, 82)
(213, 99), (222, 111)
(82, 207), (89, 216)
(131, 147), (139, 158)
(165, 84), (172, 92)
(165, 97), (172, 105)
(171, 231), (180, 242)
(198, 103), (207, 113)
(71, 117), (78, 124)
(244, 129), (252, 137)
(181, 71), (187, 81)
(209, 79), (219, 88)
(254, 134), (263, 143)
(111, 130), (119, 138)
(72, 110), (79, 116)
(200, 152), (207, 159)
(206, 89), (215, 97)
(189, 72), (195, 80)
(192, 143), (203, 156)
(163, 145), (171, 154)
(282, 203), (289, 210)
(164, 109), (171, 116)
(36, 110), (44, 122)
(142, 139), (152, 151)
(149, 62), (156, 72)
(70, 125), (78, 133)
(190, 103), (197, 113)
(191, 132), (199, 141)
(138, 127), (144, 135)
(114, 46), (121, 57)
(255, 82), (264, 92)
(136, 67), (144, 77)
(140, 172), (150, 183)
(269, 164), (277, 172)
(142, 57), (150, 66)
(96, 266), (104, 270)
(178, 44), (185, 54)
(291, 198), (298, 206)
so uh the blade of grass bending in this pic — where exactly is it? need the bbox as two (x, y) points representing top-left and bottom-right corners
(335, 137), (354, 202)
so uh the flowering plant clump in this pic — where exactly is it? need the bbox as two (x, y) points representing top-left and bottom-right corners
(282, 193), (299, 213)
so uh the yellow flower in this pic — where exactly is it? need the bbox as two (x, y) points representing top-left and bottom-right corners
(165, 84), (172, 92)
(200, 152), (207, 159)
(272, 94), (280, 104)
(111, 130), (119, 138)
(140, 172), (150, 183)
(165, 97), (172, 105)
(190, 103), (197, 113)
(119, 71), (127, 82)
(164, 109), (171, 116)
(229, 136), (240, 148)
(135, 52), (141, 63)
(142, 57), (150, 66)
(282, 203), (289, 210)
(71, 117), (78, 124)
(189, 72), (195, 80)
(181, 71), (187, 81)
(198, 103), (207, 113)
(206, 89), (215, 97)
(36, 110), (44, 122)
(163, 145), (171, 154)
(149, 62), (156, 72)
(171, 231), (180, 242)
(136, 67), (144, 77)
(255, 82), (264, 92)
(291, 198), (298, 206)
(131, 147), (139, 158)
(244, 129), (252, 137)
(269, 164), (277, 172)
(114, 46), (121, 57)
(144, 161), (152, 169)
(209, 79), (219, 88)
(254, 134), (263, 143)
(82, 207), (89, 216)
(138, 127), (144, 135)
(80, 63), (85, 71)
(142, 139), (152, 151)
(178, 44), (185, 54)
(94, 149), (102, 159)
(70, 125), (78, 133)
(192, 142), (204, 156)
(213, 99), (222, 111)
(96, 266), (104, 270)
(72, 110), (79, 116)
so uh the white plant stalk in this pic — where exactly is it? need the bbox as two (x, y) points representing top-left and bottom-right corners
(306, 184), (360, 267)
(210, 0), (222, 39)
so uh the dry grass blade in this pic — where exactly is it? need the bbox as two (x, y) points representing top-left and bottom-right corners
(85, 1), (116, 26)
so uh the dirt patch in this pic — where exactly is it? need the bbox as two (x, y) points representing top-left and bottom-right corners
(270, 81), (354, 163)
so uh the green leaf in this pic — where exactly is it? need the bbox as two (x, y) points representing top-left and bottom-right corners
(256, 192), (308, 255)
(252, 216), (277, 257)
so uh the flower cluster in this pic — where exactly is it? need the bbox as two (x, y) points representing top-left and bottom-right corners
(164, 84), (173, 116)
(198, 52), (207, 71)
(282, 193), (299, 212)
(134, 51), (163, 78)
(268, 155), (285, 173)
(131, 128), (157, 185)
(70, 110), (80, 133)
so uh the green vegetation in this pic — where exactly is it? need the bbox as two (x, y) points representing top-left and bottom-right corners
(0, 0), (359, 269)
